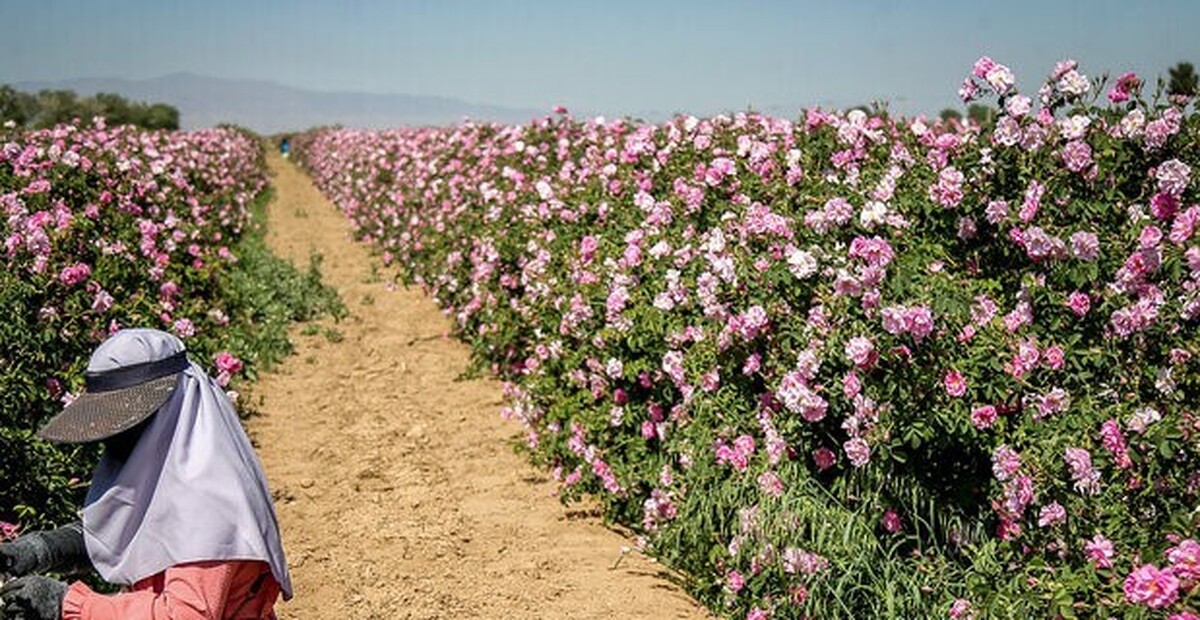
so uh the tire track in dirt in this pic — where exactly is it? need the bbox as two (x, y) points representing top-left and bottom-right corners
(246, 152), (710, 619)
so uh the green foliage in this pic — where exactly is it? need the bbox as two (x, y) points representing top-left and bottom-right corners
(211, 192), (347, 382)
(939, 108), (963, 122)
(966, 103), (997, 126)
(1167, 62), (1198, 98)
(0, 85), (181, 130)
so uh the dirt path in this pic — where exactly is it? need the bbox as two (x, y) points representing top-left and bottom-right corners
(246, 153), (709, 619)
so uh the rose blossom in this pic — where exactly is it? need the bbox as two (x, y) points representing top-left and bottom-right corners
(949, 598), (975, 619)
(972, 56), (996, 79)
(1061, 140), (1093, 173)
(757, 471), (784, 498)
(1167, 539), (1200, 581)
(905, 306), (934, 341)
(1066, 291), (1091, 316)
(844, 438), (871, 468)
(1099, 419), (1133, 469)
(59, 262), (92, 286)
(1005, 95), (1032, 118)
(943, 370), (967, 397)
(992, 445), (1021, 481)
(1070, 231), (1100, 260)
(1108, 71), (1139, 103)
(971, 405), (997, 429)
(844, 336), (877, 369)
(1086, 534), (1116, 569)
(726, 569), (745, 594)
(881, 509), (903, 533)
(985, 63), (1016, 95)
(813, 447), (837, 471)
(1123, 564), (1179, 609)
(172, 318), (196, 339)
(1037, 502), (1066, 527)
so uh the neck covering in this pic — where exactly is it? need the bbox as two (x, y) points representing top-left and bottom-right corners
(80, 329), (292, 599)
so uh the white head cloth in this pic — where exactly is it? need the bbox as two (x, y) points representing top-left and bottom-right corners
(80, 329), (292, 599)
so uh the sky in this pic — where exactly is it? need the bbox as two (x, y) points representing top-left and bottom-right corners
(1, 0), (1199, 119)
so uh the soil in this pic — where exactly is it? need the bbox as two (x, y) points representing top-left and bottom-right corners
(246, 153), (711, 619)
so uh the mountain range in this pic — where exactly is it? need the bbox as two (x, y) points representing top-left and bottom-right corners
(12, 73), (548, 134)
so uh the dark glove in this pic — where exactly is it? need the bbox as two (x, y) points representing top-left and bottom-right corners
(0, 523), (89, 578)
(1, 576), (67, 620)
(0, 535), (42, 578)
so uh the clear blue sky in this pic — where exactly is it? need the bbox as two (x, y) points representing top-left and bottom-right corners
(1, 0), (1198, 118)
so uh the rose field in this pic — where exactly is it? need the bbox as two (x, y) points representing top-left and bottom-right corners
(0, 120), (341, 536)
(289, 59), (1200, 618)
(2, 56), (1199, 620)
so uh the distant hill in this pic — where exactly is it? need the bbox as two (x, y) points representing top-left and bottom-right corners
(13, 73), (545, 133)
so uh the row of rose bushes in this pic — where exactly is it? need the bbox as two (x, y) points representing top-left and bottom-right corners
(294, 59), (1198, 618)
(1, 118), (340, 535)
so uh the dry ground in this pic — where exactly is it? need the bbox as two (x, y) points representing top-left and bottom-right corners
(246, 152), (710, 619)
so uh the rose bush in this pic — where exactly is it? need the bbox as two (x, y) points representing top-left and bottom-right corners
(1, 119), (341, 535)
(295, 60), (1198, 618)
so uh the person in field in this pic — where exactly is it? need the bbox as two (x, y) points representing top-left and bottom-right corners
(0, 328), (291, 620)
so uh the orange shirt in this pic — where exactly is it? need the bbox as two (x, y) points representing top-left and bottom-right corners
(61, 560), (280, 620)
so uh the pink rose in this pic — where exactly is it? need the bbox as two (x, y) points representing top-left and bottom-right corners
(813, 447), (837, 471)
(58, 262), (92, 286)
(905, 306), (935, 341)
(1042, 345), (1065, 370)
(172, 318), (196, 339)
(972, 56), (996, 79)
(1123, 564), (1179, 609)
(1167, 539), (1200, 581)
(844, 438), (871, 468)
(991, 445), (1021, 481)
(971, 405), (998, 430)
(726, 569), (745, 594)
(881, 306), (908, 335)
(842, 370), (862, 399)
(742, 353), (761, 376)
(949, 598), (974, 619)
(943, 370), (967, 397)
(1066, 291), (1091, 317)
(844, 336), (878, 369)
(1061, 140), (1093, 173)
(1086, 534), (1115, 569)
(757, 471), (784, 498)
(733, 435), (755, 457)
(881, 509), (903, 533)
(1036, 502), (1066, 527)
(1108, 71), (1140, 103)
(214, 352), (244, 375)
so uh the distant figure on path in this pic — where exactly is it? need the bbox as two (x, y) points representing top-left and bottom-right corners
(279, 137), (290, 159)
(0, 328), (291, 620)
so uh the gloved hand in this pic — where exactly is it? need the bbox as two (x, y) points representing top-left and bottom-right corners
(0, 523), (88, 579)
(0, 536), (44, 579)
(1, 576), (67, 620)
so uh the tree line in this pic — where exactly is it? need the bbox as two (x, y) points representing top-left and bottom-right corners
(0, 85), (180, 130)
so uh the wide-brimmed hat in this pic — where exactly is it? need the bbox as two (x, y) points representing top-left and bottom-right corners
(38, 330), (190, 444)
